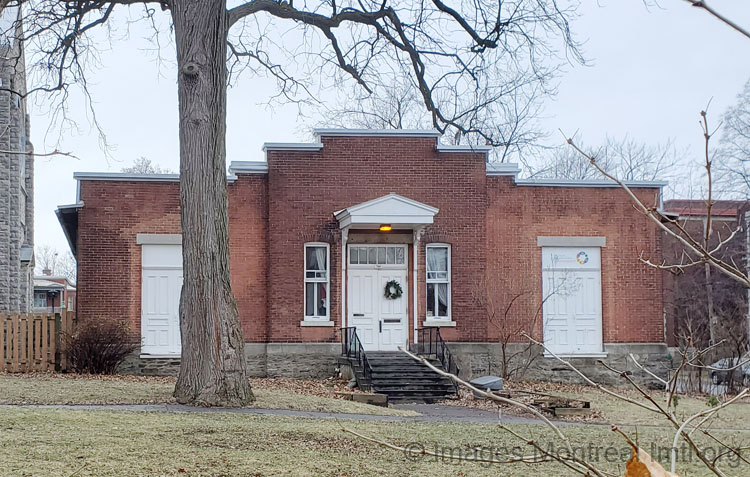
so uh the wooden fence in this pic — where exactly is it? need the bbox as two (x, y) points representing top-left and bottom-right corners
(1, 311), (76, 372)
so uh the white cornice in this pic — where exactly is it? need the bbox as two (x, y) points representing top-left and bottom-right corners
(514, 179), (668, 188)
(314, 128), (441, 138)
(437, 144), (492, 154)
(228, 161), (269, 174)
(73, 172), (239, 184)
(486, 162), (521, 176)
(73, 172), (181, 182)
(262, 142), (324, 152)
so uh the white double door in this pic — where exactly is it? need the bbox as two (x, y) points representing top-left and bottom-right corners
(542, 246), (603, 355)
(348, 245), (408, 352)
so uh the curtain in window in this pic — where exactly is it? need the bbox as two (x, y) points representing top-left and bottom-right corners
(427, 247), (447, 273)
(315, 247), (326, 273)
(427, 247), (449, 317)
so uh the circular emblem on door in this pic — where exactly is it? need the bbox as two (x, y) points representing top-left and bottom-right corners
(576, 251), (589, 265)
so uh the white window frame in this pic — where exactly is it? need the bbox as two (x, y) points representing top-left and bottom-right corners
(425, 243), (451, 320)
(303, 242), (330, 321)
(33, 292), (47, 309)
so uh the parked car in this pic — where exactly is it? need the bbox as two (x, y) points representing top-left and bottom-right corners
(709, 353), (750, 385)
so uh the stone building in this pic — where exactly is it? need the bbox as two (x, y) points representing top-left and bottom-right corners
(58, 129), (670, 383)
(0, 7), (34, 313)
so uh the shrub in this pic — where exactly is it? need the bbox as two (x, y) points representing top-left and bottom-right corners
(65, 320), (140, 374)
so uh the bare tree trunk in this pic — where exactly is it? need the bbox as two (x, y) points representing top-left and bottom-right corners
(172, 0), (253, 406)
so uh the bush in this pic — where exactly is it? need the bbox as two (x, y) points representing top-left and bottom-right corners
(66, 320), (140, 374)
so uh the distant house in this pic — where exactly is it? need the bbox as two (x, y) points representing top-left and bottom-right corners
(33, 272), (76, 314)
(58, 129), (669, 382)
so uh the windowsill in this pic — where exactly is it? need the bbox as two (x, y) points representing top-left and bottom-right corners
(300, 320), (335, 327)
(543, 352), (608, 359)
(140, 354), (181, 359)
(423, 320), (456, 328)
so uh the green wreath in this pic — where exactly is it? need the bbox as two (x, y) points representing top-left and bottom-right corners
(384, 280), (403, 300)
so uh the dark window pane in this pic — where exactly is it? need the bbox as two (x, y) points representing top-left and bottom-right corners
(350, 248), (358, 264)
(378, 247), (386, 264)
(437, 283), (448, 316)
(368, 247), (377, 264)
(427, 283), (435, 317)
(317, 283), (328, 316)
(305, 283), (315, 316)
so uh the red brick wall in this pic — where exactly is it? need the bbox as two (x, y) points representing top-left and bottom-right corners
(77, 180), (181, 332)
(77, 177), (268, 340)
(486, 177), (664, 344)
(75, 135), (665, 347)
(228, 175), (268, 341)
(266, 135), (488, 342)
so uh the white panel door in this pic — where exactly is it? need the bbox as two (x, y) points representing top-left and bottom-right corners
(141, 244), (182, 356)
(348, 245), (408, 351)
(378, 270), (408, 351)
(542, 247), (602, 355)
(348, 268), (379, 350)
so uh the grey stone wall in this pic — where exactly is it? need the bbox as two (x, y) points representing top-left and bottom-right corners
(118, 343), (341, 378)
(0, 10), (33, 313)
(448, 342), (671, 389)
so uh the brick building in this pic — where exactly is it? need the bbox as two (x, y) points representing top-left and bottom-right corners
(0, 7), (34, 313)
(661, 199), (749, 350)
(58, 130), (670, 381)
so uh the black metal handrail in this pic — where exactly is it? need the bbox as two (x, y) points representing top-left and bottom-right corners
(416, 327), (460, 392)
(341, 327), (373, 391)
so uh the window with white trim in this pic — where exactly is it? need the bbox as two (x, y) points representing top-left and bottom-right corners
(33, 292), (47, 308)
(304, 243), (329, 320)
(426, 244), (450, 319)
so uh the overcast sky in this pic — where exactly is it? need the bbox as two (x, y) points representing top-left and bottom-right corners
(29, 1), (750, 257)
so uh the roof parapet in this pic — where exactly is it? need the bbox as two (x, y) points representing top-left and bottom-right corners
(228, 161), (268, 174)
(313, 128), (441, 139)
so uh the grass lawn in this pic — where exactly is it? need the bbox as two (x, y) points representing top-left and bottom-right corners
(516, 382), (750, 430)
(1, 407), (747, 476)
(0, 374), (416, 417)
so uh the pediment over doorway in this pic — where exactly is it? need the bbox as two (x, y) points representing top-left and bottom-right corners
(334, 193), (439, 229)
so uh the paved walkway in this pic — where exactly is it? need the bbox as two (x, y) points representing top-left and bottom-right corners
(3, 403), (748, 432)
(0, 402), (535, 425)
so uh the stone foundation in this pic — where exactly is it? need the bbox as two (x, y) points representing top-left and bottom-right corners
(119, 343), (341, 378)
(448, 342), (671, 388)
(117, 341), (670, 388)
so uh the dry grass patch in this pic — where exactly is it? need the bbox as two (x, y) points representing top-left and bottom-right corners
(445, 380), (750, 429)
(0, 407), (743, 476)
(0, 374), (415, 416)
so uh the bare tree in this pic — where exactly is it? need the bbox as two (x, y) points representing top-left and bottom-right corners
(121, 157), (173, 174)
(320, 78), (549, 165)
(35, 245), (76, 282)
(34, 244), (58, 275)
(716, 78), (750, 199)
(6, 0), (584, 406)
(534, 135), (681, 183)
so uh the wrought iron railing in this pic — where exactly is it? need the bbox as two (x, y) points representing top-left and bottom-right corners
(416, 327), (460, 392)
(341, 327), (373, 391)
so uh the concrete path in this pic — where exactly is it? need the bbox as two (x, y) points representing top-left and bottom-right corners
(0, 402), (530, 425)
(3, 403), (749, 433)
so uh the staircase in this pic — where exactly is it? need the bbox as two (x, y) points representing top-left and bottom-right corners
(340, 327), (460, 404)
(367, 352), (457, 403)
